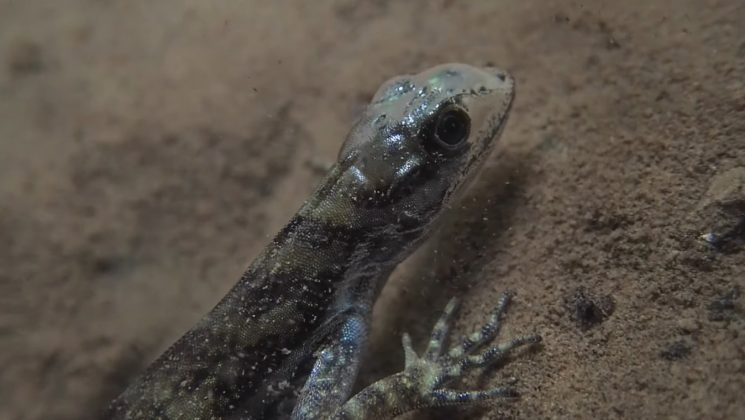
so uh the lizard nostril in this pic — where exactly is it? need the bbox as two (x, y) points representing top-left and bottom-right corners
(483, 65), (507, 82)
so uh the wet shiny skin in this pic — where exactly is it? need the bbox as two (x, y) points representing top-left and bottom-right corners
(107, 64), (521, 420)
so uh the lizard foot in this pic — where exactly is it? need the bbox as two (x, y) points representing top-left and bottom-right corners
(402, 291), (542, 406)
(338, 291), (541, 418)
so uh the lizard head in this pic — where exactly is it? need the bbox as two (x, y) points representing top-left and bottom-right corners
(331, 63), (514, 228)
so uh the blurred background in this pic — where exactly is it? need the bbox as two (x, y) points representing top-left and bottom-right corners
(1, 1), (743, 419)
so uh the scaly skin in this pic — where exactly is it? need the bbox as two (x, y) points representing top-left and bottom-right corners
(106, 63), (537, 420)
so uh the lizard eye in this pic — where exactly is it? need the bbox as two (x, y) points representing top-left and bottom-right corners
(425, 105), (471, 150)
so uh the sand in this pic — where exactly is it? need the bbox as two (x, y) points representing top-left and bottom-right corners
(1, 1), (743, 419)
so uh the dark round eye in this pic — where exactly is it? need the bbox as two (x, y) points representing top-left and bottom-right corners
(432, 106), (470, 148)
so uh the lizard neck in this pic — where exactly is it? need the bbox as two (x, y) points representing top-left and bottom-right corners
(253, 163), (437, 319)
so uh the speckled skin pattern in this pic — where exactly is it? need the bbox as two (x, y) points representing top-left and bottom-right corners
(106, 63), (536, 420)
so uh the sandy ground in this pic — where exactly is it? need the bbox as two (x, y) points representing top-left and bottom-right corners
(1, 1), (744, 419)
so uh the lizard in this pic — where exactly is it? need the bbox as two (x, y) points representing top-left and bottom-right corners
(106, 63), (541, 420)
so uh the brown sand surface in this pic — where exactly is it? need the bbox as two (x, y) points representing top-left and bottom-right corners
(1, 1), (743, 419)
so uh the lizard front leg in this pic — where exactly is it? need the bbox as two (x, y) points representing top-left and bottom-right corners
(292, 314), (369, 419)
(333, 292), (541, 419)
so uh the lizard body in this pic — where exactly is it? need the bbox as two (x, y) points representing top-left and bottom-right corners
(107, 63), (538, 420)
